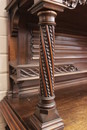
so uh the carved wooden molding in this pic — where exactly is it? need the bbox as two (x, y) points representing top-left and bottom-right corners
(9, 63), (78, 84)
(0, 99), (26, 130)
(6, 1), (20, 36)
(28, 0), (65, 14)
(6, 0), (34, 36)
(10, 7), (19, 36)
(29, 0), (87, 14)
(63, 0), (87, 8)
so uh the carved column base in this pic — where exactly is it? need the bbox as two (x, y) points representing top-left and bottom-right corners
(30, 107), (64, 130)
(30, 116), (64, 130)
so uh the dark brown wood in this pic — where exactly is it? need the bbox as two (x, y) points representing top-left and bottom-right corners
(1, 84), (87, 130)
(1, 0), (87, 130)
(5, 125), (10, 130)
(29, 10), (64, 130)
(6, 0), (87, 98)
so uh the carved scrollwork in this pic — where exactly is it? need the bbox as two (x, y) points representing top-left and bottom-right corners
(63, 0), (87, 8)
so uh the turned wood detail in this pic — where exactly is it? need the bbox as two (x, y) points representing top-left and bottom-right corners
(38, 11), (57, 109)
(29, 10), (64, 130)
(39, 24), (55, 97)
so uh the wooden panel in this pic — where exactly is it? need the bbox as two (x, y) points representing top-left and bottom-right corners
(31, 31), (87, 64)
(9, 36), (17, 61)
(17, 13), (29, 65)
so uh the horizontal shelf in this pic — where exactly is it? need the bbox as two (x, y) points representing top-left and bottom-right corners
(10, 69), (87, 83)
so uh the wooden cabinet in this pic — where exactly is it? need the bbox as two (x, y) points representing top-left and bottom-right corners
(0, 0), (87, 130)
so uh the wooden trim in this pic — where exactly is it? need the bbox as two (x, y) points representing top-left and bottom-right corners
(0, 99), (27, 130)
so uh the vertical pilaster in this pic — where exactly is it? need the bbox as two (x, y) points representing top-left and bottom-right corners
(30, 11), (64, 130)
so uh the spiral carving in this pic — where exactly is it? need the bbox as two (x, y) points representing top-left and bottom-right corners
(40, 25), (55, 97)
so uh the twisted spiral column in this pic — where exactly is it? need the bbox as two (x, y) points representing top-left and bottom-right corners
(30, 11), (64, 130)
(38, 11), (57, 109)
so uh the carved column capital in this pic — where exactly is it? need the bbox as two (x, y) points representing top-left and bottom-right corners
(37, 11), (57, 25)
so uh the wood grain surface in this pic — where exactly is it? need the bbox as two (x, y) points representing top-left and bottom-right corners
(1, 84), (87, 130)
(56, 85), (87, 130)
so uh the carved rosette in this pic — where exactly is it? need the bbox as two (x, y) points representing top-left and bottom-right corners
(38, 11), (57, 109)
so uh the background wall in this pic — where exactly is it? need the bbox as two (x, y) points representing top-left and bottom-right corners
(0, 0), (8, 129)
